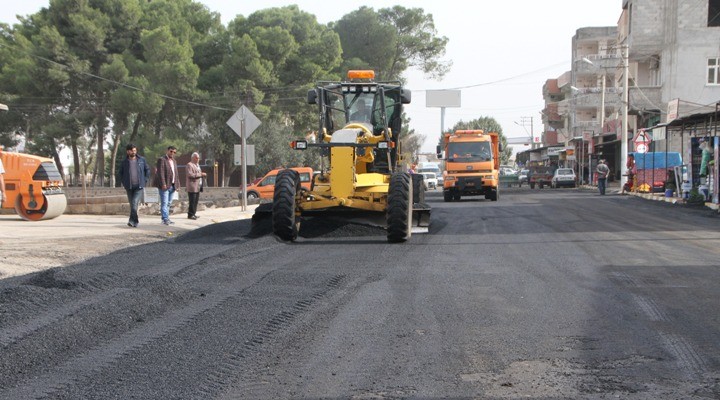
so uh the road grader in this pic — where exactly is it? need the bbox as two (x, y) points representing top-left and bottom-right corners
(262, 70), (430, 243)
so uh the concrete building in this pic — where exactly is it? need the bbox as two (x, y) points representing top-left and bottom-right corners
(533, 0), (720, 185)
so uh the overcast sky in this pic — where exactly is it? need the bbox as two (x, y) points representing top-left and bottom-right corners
(1, 1), (622, 155)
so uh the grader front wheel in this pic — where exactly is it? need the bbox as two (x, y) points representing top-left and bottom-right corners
(272, 169), (300, 241)
(387, 172), (412, 243)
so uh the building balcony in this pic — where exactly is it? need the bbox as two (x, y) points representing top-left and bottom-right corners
(573, 88), (622, 109)
(574, 55), (621, 75)
(629, 86), (662, 112)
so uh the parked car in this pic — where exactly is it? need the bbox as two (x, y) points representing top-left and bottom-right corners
(420, 172), (438, 190)
(551, 168), (577, 188)
(244, 167), (313, 199)
(518, 169), (529, 186)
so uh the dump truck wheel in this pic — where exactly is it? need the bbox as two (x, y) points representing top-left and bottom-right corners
(443, 191), (453, 202)
(272, 169), (300, 241)
(387, 172), (412, 243)
(490, 188), (498, 201)
(411, 174), (425, 204)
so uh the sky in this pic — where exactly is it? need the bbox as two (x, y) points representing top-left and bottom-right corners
(1, 1), (622, 157)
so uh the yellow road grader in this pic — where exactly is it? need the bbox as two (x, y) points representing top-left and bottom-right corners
(265, 70), (430, 243)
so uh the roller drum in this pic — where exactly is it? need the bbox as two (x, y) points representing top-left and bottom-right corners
(14, 193), (67, 221)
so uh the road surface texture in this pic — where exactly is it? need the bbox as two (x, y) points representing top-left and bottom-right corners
(1, 187), (719, 399)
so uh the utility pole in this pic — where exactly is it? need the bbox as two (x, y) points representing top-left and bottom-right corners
(620, 44), (629, 190)
(518, 116), (535, 148)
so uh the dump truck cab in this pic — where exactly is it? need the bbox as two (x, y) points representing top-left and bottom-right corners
(264, 70), (429, 243)
(437, 130), (501, 202)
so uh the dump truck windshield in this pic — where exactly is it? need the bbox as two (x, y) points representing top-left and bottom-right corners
(448, 142), (493, 162)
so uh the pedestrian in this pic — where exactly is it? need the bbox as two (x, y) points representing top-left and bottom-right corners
(154, 146), (181, 225)
(185, 152), (207, 220)
(118, 143), (151, 227)
(0, 155), (6, 205)
(596, 159), (610, 195)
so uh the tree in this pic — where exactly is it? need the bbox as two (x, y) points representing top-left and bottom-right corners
(447, 117), (513, 165)
(333, 6), (451, 81)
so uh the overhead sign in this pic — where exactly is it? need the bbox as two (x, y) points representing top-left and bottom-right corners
(226, 105), (261, 138)
(426, 90), (461, 108)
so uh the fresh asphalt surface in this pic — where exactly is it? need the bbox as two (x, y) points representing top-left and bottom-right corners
(1, 187), (719, 399)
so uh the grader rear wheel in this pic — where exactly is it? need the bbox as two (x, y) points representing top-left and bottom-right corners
(387, 172), (412, 243)
(272, 169), (300, 241)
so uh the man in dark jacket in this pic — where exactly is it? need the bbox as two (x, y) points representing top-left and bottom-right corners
(154, 145), (181, 225)
(118, 143), (151, 227)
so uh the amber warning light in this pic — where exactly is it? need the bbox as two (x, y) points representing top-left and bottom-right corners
(347, 70), (375, 80)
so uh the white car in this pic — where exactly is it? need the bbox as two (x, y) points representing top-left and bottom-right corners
(518, 169), (529, 186)
(551, 168), (577, 188)
(421, 172), (438, 190)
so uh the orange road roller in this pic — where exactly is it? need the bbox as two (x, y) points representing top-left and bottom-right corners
(1, 149), (67, 221)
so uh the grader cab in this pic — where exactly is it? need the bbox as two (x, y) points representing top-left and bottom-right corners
(269, 70), (430, 243)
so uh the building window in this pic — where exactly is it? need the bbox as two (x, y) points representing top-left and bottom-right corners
(708, 58), (720, 85)
(710, 0), (720, 27)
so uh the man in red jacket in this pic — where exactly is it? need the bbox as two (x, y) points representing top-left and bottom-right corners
(154, 146), (181, 225)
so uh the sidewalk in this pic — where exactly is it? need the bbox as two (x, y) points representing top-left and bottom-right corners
(0, 205), (258, 280)
(579, 181), (719, 211)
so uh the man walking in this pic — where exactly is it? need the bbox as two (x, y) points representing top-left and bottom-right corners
(154, 146), (181, 225)
(118, 144), (151, 227)
(596, 159), (610, 195)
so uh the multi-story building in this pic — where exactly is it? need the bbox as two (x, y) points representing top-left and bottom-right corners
(534, 0), (720, 182)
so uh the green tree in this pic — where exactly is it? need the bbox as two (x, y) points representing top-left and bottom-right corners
(333, 6), (450, 81)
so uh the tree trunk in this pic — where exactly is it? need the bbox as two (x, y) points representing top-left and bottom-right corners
(95, 120), (106, 186)
(72, 139), (81, 186)
(129, 114), (141, 144)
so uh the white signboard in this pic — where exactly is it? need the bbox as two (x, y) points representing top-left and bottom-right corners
(546, 146), (564, 157)
(426, 90), (461, 108)
(667, 98), (679, 122)
(234, 144), (255, 166)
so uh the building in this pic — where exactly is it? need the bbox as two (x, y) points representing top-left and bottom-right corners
(529, 0), (720, 191)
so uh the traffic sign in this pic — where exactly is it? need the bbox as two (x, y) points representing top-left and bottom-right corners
(633, 129), (651, 153)
(635, 143), (648, 153)
(226, 105), (261, 138)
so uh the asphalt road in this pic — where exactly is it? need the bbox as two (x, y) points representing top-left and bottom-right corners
(1, 187), (719, 399)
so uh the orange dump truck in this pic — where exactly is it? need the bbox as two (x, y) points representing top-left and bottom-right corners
(436, 130), (501, 202)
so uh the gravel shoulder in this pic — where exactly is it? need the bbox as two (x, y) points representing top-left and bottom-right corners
(0, 205), (257, 280)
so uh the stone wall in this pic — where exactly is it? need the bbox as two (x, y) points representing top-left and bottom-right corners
(63, 187), (246, 215)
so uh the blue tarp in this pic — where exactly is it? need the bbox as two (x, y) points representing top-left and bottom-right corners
(631, 152), (682, 170)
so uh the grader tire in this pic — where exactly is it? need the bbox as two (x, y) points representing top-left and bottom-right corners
(387, 172), (412, 243)
(443, 191), (453, 202)
(272, 169), (300, 241)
